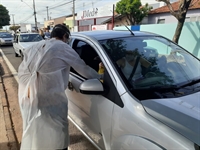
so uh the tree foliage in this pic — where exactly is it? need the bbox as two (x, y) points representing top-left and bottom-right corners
(0, 4), (10, 28)
(157, 0), (198, 43)
(9, 26), (20, 32)
(116, 0), (152, 25)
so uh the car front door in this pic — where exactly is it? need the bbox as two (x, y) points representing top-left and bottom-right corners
(66, 37), (124, 149)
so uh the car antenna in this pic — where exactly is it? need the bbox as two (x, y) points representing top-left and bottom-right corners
(118, 18), (135, 35)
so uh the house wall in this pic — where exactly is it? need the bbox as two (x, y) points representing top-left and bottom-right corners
(44, 20), (55, 28)
(114, 21), (200, 58)
(44, 16), (67, 28)
(54, 17), (67, 26)
(148, 9), (200, 24)
(114, 17), (128, 27)
(78, 17), (111, 26)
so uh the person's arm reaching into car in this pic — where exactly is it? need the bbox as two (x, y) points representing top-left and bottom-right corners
(62, 44), (101, 80)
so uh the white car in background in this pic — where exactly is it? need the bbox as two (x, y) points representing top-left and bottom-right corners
(13, 33), (43, 60)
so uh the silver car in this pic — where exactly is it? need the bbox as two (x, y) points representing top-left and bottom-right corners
(0, 33), (13, 46)
(66, 30), (200, 150)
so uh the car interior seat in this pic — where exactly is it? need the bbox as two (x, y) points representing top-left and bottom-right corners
(80, 45), (100, 72)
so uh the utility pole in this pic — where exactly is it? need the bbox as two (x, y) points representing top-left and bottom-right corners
(11, 14), (15, 26)
(72, 0), (75, 31)
(46, 6), (49, 20)
(33, 0), (38, 31)
(112, 4), (115, 30)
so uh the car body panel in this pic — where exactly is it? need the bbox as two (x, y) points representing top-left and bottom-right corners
(111, 92), (194, 150)
(141, 92), (200, 145)
(66, 74), (114, 149)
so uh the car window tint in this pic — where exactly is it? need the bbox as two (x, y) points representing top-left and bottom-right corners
(71, 39), (124, 107)
(99, 36), (200, 95)
(71, 39), (101, 77)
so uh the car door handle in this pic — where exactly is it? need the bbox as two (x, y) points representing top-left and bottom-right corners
(68, 82), (74, 91)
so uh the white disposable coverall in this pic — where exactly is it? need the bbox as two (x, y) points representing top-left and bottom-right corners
(18, 38), (100, 150)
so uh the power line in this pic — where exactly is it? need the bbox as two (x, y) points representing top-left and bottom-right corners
(37, 1), (72, 13)
(20, 14), (34, 23)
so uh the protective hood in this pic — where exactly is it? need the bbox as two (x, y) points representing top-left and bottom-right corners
(141, 92), (200, 145)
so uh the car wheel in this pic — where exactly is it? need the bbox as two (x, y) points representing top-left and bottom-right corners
(15, 52), (19, 57)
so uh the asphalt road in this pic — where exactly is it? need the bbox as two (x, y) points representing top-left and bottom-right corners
(0, 45), (98, 150)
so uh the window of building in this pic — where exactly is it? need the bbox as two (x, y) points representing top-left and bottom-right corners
(157, 19), (165, 24)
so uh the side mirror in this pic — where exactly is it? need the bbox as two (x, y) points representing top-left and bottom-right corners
(79, 79), (104, 95)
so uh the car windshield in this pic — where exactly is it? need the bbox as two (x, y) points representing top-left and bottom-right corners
(0, 34), (12, 38)
(20, 34), (43, 42)
(99, 36), (200, 90)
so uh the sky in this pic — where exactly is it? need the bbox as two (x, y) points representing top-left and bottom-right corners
(0, 0), (161, 25)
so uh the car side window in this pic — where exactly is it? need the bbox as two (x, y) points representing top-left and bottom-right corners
(71, 39), (124, 108)
(70, 39), (101, 77)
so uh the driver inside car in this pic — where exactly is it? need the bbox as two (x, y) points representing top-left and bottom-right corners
(116, 50), (151, 82)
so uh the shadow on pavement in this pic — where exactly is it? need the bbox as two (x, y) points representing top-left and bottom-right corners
(0, 141), (19, 150)
(0, 56), (5, 76)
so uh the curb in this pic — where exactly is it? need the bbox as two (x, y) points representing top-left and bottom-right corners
(0, 50), (19, 150)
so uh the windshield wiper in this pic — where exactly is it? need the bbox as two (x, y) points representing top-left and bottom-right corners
(132, 85), (178, 91)
(177, 78), (200, 88)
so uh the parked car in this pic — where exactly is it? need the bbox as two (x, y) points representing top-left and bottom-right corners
(0, 33), (13, 46)
(0, 32), (9, 35)
(66, 30), (200, 150)
(13, 33), (43, 60)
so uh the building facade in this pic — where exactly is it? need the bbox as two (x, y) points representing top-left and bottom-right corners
(148, 1), (200, 24)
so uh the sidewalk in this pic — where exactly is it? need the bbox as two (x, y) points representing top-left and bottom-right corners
(0, 51), (19, 150)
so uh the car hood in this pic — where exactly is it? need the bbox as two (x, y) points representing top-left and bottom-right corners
(20, 42), (38, 49)
(141, 92), (200, 145)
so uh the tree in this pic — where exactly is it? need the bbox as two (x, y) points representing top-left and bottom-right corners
(9, 25), (20, 33)
(115, 0), (152, 25)
(157, 0), (199, 43)
(0, 4), (10, 28)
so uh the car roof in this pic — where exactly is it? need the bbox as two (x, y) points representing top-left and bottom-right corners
(71, 30), (159, 40)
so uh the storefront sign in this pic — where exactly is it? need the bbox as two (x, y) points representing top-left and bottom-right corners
(77, 4), (114, 20)
(92, 24), (107, 30)
(81, 8), (98, 20)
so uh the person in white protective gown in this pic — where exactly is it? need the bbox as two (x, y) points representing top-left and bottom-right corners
(18, 24), (101, 150)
